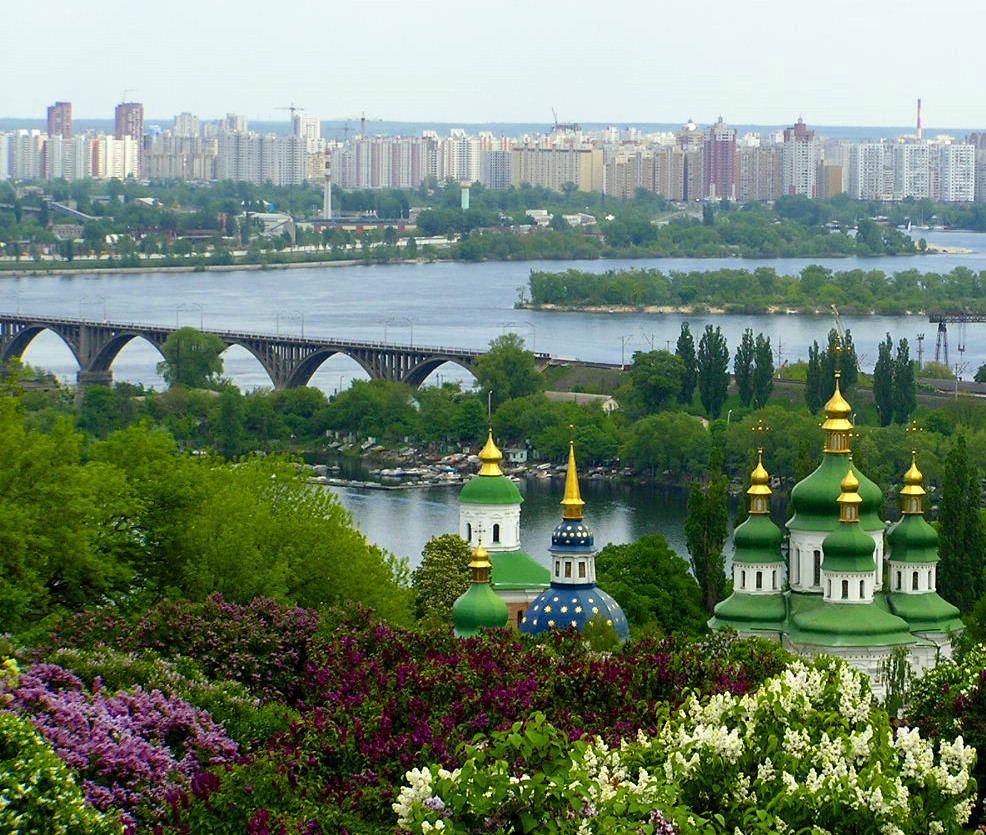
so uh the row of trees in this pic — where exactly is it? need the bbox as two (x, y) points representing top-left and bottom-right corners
(527, 265), (986, 314)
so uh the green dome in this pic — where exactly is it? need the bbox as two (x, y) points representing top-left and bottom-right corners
(887, 592), (964, 634)
(453, 582), (509, 637)
(821, 522), (877, 574)
(788, 595), (915, 647)
(459, 475), (523, 505)
(789, 455), (883, 532)
(733, 514), (784, 564)
(887, 515), (939, 563)
(710, 592), (787, 632)
(491, 550), (549, 591)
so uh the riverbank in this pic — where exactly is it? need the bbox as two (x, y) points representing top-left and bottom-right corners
(517, 302), (935, 315)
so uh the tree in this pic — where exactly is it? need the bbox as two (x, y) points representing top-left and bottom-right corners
(620, 412), (710, 476)
(411, 534), (472, 627)
(805, 340), (825, 414)
(733, 329), (755, 407)
(473, 333), (542, 411)
(937, 433), (986, 613)
(594, 534), (706, 635)
(675, 323), (697, 404)
(156, 327), (226, 390)
(625, 350), (684, 414)
(697, 324), (729, 419)
(821, 328), (858, 399)
(892, 338), (916, 425)
(872, 333), (895, 426)
(751, 334), (774, 409)
(685, 447), (728, 612)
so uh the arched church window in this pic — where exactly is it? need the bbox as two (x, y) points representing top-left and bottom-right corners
(741, 570), (746, 588)
(755, 571), (763, 590)
(466, 523), (472, 542)
(813, 551), (821, 586)
(912, 571), (919, 591)
(578, 563), (586, 579)
(492, 523), (500, 543)
(565, 562), (572, 578)
(841, 579), (849, 599)
(859, 579), (865, 599)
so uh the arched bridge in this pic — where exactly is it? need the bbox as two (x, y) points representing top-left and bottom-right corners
(0, 314), (553, 389)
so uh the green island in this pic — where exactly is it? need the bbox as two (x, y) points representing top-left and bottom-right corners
(523, 264), (986, 315)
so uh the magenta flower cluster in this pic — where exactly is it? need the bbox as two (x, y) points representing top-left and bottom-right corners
(52, 594), (320, 702)
(5, 662), (238, 832)
(165, 611), (789, 832)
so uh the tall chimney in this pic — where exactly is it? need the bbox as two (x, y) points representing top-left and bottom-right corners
(917, 98), (923, 141)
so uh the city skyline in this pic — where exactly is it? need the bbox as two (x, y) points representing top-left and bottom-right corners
(6, 0), (986, 127)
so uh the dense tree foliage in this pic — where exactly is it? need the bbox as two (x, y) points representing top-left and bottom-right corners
(697, 324), (730, 419)
(685, 448), (729, 612)
(526, 265), (986, 314)
(157, 327), (227, 389)
(624, 350), (685, 415)
(936, 434), (986, 612)
(675, 322), (698, 405)
(473, 333), (542, 410)
(411, 534), (472, 627)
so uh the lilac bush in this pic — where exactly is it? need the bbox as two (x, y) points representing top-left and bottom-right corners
(5, 662), (238, 832)
(51, 594), (320, 702)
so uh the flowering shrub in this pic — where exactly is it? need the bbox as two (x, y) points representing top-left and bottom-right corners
(907, 644), (986, 812)
(161, 614), (792, 832)
(5, 662), (238, 832)
(51, 594), (320, 702)
(398, 658), (977, 835)
(0, 709), (121, 835)
(46, 646), (295, 749)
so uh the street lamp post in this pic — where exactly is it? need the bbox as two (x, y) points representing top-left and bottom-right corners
(175, 302), (204, 329)
(80, 294), (107, 321)
(501, 321), (537, 353)
(619, 334), (634, 367)
(277, 309), (305, 337)
(384, 316), (414, 347)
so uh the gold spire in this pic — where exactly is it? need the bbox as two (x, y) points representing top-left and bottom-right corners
(477, 429), (505, 477)
(900, 450), (926, 515)
(837, 459), (863, 523)
(822, 371), (853, 453)
(469, 541), (492, 584)
(747, 448), (772, 514)
(560, 440), (585, 520)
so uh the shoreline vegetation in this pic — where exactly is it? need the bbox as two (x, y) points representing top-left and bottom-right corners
(521, 264), (986, 316)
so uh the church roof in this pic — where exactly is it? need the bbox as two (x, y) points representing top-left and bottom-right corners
(710, 592), (787, 632)
(490, 550), (549, 590)
(520, 586), (629, 641)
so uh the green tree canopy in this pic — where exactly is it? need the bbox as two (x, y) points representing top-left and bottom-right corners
(474, 333), (542, 411)
(697, 325), (730, 419)
(685, 448), (728, 612)
(734, 329), (755, 407)
(411, 534), (472, 627)
(594, 534), (706, 635)
(675, 323), (697, 404)
(156, 327), (227, 389)
(625, 350), (685, 415)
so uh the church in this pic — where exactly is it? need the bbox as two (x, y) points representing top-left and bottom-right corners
(710, 372), (963, 695)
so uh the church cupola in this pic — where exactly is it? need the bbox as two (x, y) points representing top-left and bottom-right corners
(452, 541), (509, 638)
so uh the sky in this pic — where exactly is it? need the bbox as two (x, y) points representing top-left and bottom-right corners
(6, 0), (986, 130)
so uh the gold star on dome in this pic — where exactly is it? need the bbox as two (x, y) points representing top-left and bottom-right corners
(560, 606), (569, 614)
(552, 596), (559, 602)
(588, 598), (596, 604)
(607, 619), (613, 626)
(592, 606), (600, 614)
(570, 621), (577, 628)
(548, 619), (555, 627)
(544, 605), (552, 613)
(575, 606), (583, 613)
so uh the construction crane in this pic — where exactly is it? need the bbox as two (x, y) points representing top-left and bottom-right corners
(276, 102), (305, 120)
(830, 304), (846, 344)
(550, 107), (581, 133)
(121, 88), (137, 103)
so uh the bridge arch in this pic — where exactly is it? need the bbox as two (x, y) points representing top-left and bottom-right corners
(1, 325), (81, 368)
(219, 342), (276, 389)
(89, 332), (165, 373)
(401, 357), (479, 388)
(283, 349), (377, 389)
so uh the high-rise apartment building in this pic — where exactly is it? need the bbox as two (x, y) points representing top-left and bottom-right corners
(781, 118), (817, 197)
(115, 102), (144, 175)
(848, 143), (890, 200)
(702, 117), (736, 200)
(46, 102), (72, 138)
(939, 143), (975, 203)
(737, 145), (782, 202)
(893, 142), (931, 200)
(173, 112), (201, 138)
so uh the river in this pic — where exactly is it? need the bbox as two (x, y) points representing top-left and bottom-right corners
(2, 229), (982, 565)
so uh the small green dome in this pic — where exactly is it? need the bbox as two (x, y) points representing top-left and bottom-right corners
(887, 514), (939, 564)
(711, 592), (787, 633)
(733, 514), (784, 564)
(459, 475), (523, 505)
(789, 599), (915, 647)
(820, 522), (877, 574)
(453, 582), (508, 637)
(887, 592), (963, 634)
(789, 455), (883, 532)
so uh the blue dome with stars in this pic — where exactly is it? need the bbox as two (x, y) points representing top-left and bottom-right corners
(520, 586), (630, 640)
(551, 519), (594, 551)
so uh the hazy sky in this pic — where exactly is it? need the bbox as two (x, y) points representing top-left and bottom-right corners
(6, 0), (985, 129)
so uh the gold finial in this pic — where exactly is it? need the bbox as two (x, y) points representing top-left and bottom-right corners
(900, 450), (926, 515)
(477, 429), (505, 477)
(560, 440), (585, 520)
(837, 458), (863, 523)
(747, 447), (772, 514)
(822, 370), (853, 453)
(469, 540), (492, 583)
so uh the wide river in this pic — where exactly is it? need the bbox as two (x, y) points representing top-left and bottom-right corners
(3, 229), (985, 567)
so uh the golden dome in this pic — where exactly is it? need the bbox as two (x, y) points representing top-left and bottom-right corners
(900, 450), (926, 512)
(477, 429), (505, 477)
(822, 371), (853, 427)
(747, 448), (772, 513)
(561, 440), (586, 520)
(470, 541), (491, 569)
(837, 460), (863, 520)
